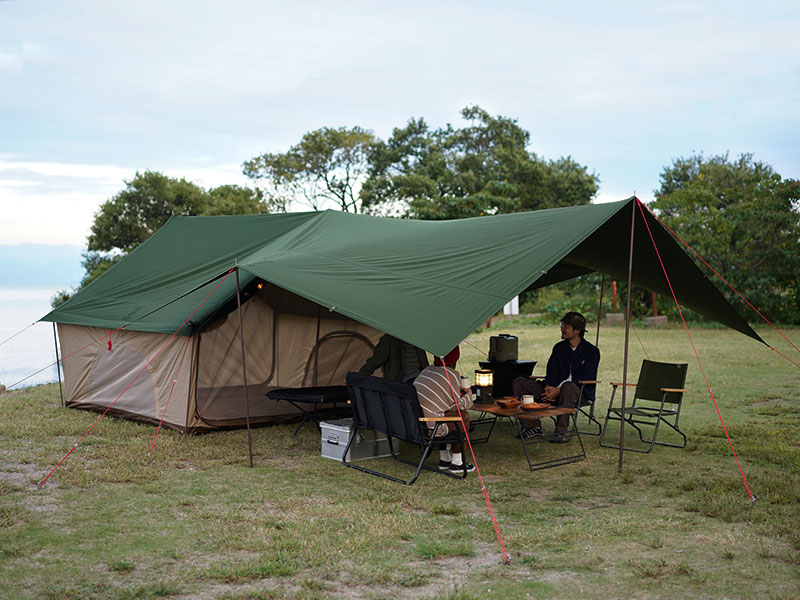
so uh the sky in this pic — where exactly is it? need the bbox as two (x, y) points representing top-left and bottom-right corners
(1, 0), (798, 248)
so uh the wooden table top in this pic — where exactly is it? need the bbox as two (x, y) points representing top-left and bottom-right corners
(472, 402), (577, 419)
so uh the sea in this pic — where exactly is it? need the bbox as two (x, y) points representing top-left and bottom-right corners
(0, 288), (63, 388)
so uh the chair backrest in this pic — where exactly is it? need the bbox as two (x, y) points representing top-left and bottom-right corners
(346, 372), (427, 444)
(634, 360), (688, 405)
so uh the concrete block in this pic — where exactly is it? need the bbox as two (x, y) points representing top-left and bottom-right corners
(605, 313), (625, 325)
(645, 316), (668, 328)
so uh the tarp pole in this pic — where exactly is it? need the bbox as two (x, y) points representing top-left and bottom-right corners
(313, 305), (321, 386)
(619, 198), (637, 472)
(595, 274), (605, 347)
(234, 265), (254, 468)
(52, 323), (64, 408)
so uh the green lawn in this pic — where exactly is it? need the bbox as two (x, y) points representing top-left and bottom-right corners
(1, 325), (798, 599)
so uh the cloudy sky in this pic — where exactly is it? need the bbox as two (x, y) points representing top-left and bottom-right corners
(1, 0), (798, 247)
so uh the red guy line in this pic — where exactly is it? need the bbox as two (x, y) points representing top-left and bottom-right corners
(441, 362), (510, 564)
(641, 202), (800, 358)
(39, 268), (235, 487)
(636, 200), (754, 503)
(630, 320), (649, 359)
(9, 325), (127, 390)
(149, 334), (193, 456)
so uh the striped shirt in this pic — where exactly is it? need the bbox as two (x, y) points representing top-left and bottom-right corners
(413, 366), (473, 429)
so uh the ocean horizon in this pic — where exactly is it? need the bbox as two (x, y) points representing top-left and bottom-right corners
(0, 287), (64, 389)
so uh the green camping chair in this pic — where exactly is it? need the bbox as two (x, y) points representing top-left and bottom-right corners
(599, 360), (688, 453)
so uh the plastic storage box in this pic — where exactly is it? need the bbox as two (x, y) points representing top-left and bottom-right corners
(320, 418), (393, 462)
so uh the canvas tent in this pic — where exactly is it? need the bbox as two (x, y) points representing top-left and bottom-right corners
(42, 197), (762, 432)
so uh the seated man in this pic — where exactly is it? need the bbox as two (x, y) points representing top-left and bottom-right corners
(512, 311), (600, 443)
(359, 334), (429, 382)
(413, 346), (475, 473)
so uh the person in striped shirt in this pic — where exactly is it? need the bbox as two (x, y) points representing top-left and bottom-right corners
(413, 346), (475, 473)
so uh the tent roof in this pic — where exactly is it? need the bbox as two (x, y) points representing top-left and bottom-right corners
(42, 198), (763, 356)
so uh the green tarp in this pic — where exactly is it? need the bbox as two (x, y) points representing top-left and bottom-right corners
(42, 198), (763, 356)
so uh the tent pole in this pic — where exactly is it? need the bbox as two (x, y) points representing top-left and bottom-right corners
(52, 323), (64, 408)
(619, 197), (637, 472)
(595, 274), (605, 347)
(235, 265), (254, 468)
(313, 305), (321, 387)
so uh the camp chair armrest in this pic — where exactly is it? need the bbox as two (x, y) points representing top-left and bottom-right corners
(660, 387), (687, 393)
(419, 417), (462, 423)
(578, 380), (600, 385)
(609, 382), (637, 387)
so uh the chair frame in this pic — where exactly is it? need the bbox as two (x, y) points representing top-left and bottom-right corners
(526, 375), (602, 436)
(576, 379), (602, 436)
(599, 360), (688, 453)
(344, 372), (469, 485)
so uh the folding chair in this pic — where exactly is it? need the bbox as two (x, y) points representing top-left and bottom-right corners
(599, 360), (688, 453)
(576, 379), (602, 436)
(344, 372), (469, 485)
(516, 375), (602, 436)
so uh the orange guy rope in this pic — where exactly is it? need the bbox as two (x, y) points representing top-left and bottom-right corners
(636, 200), (755, 507)
(642, 202), (799, 359)
(39, 268), (235, 487)
(440, 361), (510, 564)
(8, 324), (127, 390)
(149, 334), (193, 456)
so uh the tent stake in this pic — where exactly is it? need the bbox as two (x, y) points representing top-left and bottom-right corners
(52, 323), (64, 408)
(235, 266), (254, 468)
(595, 274), (605, 348)
(619, 197), (637, 472)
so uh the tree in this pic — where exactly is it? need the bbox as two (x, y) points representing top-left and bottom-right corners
(205, 184), (265, 216)
(652, 153), (800, 323)
(53, 171), (265, 307)
(360, 106), (598, 219)
(242, 127), (376, 213)
(88, 170), (208, 254)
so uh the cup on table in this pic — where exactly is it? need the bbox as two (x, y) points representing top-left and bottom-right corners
(460, 376), (471, 393)
(521, 395), (535, 406)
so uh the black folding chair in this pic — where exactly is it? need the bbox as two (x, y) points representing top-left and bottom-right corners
(576, 379), (602, 436)
(599, 360), (689, 453)
(344, 372), (469, 485)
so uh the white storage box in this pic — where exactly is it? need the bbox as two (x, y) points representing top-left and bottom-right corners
(320, 418), (394, 462)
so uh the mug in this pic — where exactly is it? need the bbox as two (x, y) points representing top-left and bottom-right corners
(521, 395), (534, 405)
(460, 376), (470, 392)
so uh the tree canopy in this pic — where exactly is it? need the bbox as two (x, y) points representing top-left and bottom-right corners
(361, 106), (599, 219)
(652, 153), (800, 323)
(243, 107), (598, 218)
(88, 171), (264, 255)
(52, 171), (264, 307)
(242, 127), (375, 213)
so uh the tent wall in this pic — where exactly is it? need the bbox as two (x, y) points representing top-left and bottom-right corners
(57, 285), (383, 432)
(57, 323), (195, 431)
(190, 286), (382, 429)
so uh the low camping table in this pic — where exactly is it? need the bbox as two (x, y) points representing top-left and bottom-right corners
(471, 402), (586, 471)
(266, 385), (351, 435)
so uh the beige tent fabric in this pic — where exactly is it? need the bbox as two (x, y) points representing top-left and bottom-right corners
(58, 286), (384, 432)
(57, 324), (194, 430)
(194, 287), (382, 427)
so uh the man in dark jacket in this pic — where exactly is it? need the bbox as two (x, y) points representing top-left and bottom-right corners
(358, 334), (429, 382)
(512, 312), (600, 442)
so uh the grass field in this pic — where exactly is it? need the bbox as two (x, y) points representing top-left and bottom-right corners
(1, 324), (798, 599)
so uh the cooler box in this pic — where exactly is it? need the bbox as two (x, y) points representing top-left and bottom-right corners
(320, 418), (394, 462)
